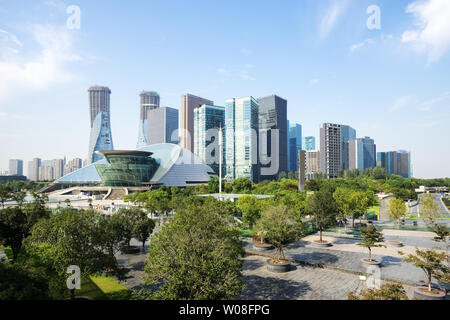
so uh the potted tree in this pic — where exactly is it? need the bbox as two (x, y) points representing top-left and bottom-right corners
(306, 187), (337, 247)
(251, 230), (274, 251)
(428, 224), (450, 292)
(400, 248), (449, 300)
(358, 225), (386, 265)
(254, 205), (303, 273)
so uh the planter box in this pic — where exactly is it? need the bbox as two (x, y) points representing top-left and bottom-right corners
(387, 240), (403, 247)
(266, 259), (291, 273)
(360, 258), (381, 266)
(413, 287), (446, 300)
(252, 244), (274, 251)
(311, 240), (332, 248)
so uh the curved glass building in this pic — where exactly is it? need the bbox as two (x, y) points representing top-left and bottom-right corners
(88, 86), (114, 164)
(137, 91), (160, 148)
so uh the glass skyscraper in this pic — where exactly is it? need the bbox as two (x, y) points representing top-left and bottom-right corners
(87, 86), (114, 164)
(194, 104), (225, 176)
(288, 123), (302, 172)
(377, 150), (411, 178)
(137, 91), (160, 148)
(225, 97), (259, 182)
(303, 136), (316, 151)
(340, 125), (356, 171)
(349, 136), (377, 170)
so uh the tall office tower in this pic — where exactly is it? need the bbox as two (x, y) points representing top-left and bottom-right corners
(64, 158), (83, 175)
(377, 150), (411, 178)
(303, 136), (316, 151)
(180, 94), (214, 152)
(257, 95), (288, 181)
(288, 123), (302, 172)
(136, 91), (160, 148)
(9, 159), (23, 176)
(340, 125), (356, 171)
(298, 150), (306, 191)
(348, 136), (377, 170)
(225, 97), (259, 182)
(305, 150), (320, 180)
(144, 107), (179, 145)
(27, 158), (41, 181)
(320, 123), (341, 178)
(38, 166), (54, 181)
(51, 159), (64, 179)
(194, 104), (225, 176)
(87, 86), (114, 164)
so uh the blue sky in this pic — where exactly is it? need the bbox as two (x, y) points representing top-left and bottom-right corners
(0, 0), (449, 178)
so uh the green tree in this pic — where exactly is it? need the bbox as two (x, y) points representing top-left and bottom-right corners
(236, 195), (261, 229)
(0, 185), (10, 208)
(110, 208), (144, 248)
(133, 214), (156, 249)
(231, 177), (252, 194)
(144, 201), (244, 299)
(207, 176), (220, 193)
(420, 194), (440, 224)
(400, 248), (450, 292)
(347, 283), (408, 300)
(254, 205), (303, 262)
(428, 224), (450, 264)
(358, 225), (385, 261)
(306, 187), (338, 242)
(389, 198), (407, 224)
(333, 187), (357, 223)
(11, 190), (27, 208)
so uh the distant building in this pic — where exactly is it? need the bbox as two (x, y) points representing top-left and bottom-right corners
(9, 159), (23, 176)
(340, 125), (356, 171)
(64, 158), (82, 175)
(306, 150), (320, 180)
(288, 123), (302, 173)
(194, 104), (225, 176)
(51, 159), (64, 180)
(88, 86), (114, 164)
(146, 107), (179, 145)
(257, 95), (288, 181)
(225, 96), (259, 182)
(137, 91), (160, 148)
(377, 150), (411, 178)
(303, 136), (316, 151)
(298, 150), (306, 191)
(349, 137), (377, 170)
(27, 158), (41, 181)
(39, 165), (54, 181)
(320, 123), (341, 178)
(180, 94), (214, 152)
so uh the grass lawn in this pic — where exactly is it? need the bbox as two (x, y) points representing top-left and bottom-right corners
(75, 275), (132, 300)
(367, 206), (380, 220)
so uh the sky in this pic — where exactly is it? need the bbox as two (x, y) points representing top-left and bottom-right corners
(0, 0), (449, 179)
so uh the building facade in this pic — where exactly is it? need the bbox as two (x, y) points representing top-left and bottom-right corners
(340, 125), (356, 171)
(257, 95), (288, 181)
(64, 158), (82, 175)
(9, 159), (23, 176)
(27, 158), (41, 181)
(87, 86), (114, 164)
(180, 94), (214, 152)
(137, 91), (160, 148)
(288, 123), (302, 172)
(193, 104), (225, 176)
(377, 150), (411, 178)
(320, 123), (341, 179)
(146, 107), (179, 145)
(51, 159), (65, 180)
(225, 97), (259, 182)
(306, 150), (320, 180)
(298, 150), (306, 191)
(303, 136), (316, 151)
(348, 136), (377, 170)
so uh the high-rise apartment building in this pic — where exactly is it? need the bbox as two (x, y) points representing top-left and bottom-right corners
(305, 150), (320, 180)
(288, 123), (302, 172)
(64, 158), (83, 175)
(88, 86), (114, 164)
(194, 104), (225, 176)
(27, 158), (41, 181)
(225, 97), (259, 182)
(257, 95), (288, 181)
(137, 91), (160, 148)
(320, 123), (341, 178)
(349, 137), (377, 170)
(340, 125), (356, 171)
(180, 94), (214, 152)
(377, 150), (411, 178)
(9, 159), (23, 176)
(39, 166), (54, 181)
(51, 159), (64, 180)
(303, 136), (316, 151)
(145, 107), (179, 145)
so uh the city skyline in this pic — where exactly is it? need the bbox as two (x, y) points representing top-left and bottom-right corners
(1, 0), (450, 178)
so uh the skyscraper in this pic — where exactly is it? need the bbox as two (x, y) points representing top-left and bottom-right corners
(320, 123), (341, 178)
(51, 159), (64, 180)
(340, 125), (356, 171)
(146, 107), (179, 145)
(180, 94), (214, 152)
(303, 136), (316, 151)
(137, 91), (160, 148)
(27, 158), (41, 181)
(194, 104), (225, 176)
(288, 123), (302, 172)
(348, 137), (377, 170)
(64, 158), (83, 175)
(305, 150), (320, 180)
(225, 96), (259, 182)
(88, 86), (114, 164)
(377, 150), (411, 178)
(9, 159), (23, 176)
(257, 95), (288, 181)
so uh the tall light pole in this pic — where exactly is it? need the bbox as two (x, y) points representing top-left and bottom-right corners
(218, 126), (223, 199)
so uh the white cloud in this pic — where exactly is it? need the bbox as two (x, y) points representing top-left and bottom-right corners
(309, 79), (320, 86)
(319, 0), (350, 38)
(401, 0), (450, 63)
(0, 24), (81, 102)
(418, 91), (450, 111)
(349, 38), (375, 52)
(389, 96), (415, 113)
